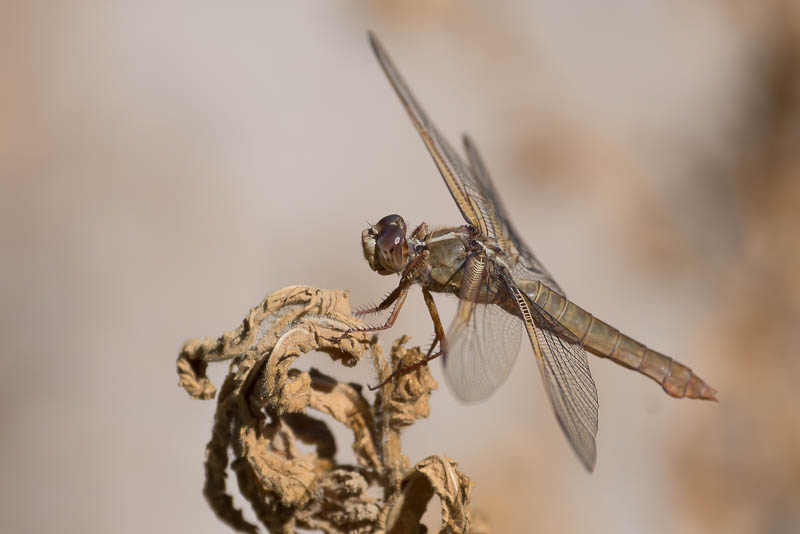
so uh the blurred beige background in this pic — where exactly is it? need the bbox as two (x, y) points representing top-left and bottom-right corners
(2, 1), (799, 533)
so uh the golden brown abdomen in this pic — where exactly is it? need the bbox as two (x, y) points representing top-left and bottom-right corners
(520, 279), (717, 401)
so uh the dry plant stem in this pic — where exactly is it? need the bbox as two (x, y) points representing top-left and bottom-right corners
(177, 286), (484, 534)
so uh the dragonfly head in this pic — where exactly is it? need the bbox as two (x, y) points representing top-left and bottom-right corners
(362, 214), (409, 275)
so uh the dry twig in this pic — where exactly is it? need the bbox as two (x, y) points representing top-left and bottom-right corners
(177, 286), (485, 533)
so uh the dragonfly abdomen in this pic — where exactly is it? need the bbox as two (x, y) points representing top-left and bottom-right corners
(523, 280), (717, 401)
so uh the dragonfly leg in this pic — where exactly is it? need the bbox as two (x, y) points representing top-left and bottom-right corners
(340, 250), (429, 341)
(354, 285), (404, 317)
(368, 288), (447, 391)
(422, 288), (448, 357)
(424, 332), (440, 359)
(368, 349), (443, 391)
(336, 287), (409, 340)
(409, 222), (429, 240)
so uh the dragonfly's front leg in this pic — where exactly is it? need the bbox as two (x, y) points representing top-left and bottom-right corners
(355, 222), (429, 318)
(340, 250), (430, 339)
(410, 221), (429, 240)
(353, 285), (405, 317)
(337, 287), (409, 340)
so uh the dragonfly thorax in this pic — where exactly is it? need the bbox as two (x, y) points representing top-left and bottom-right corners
(361, 214), (410, 275)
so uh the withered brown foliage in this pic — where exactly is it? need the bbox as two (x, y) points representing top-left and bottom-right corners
(177, 286), (486, 534)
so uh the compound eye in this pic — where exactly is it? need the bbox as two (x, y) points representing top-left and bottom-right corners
(376, 225), (407, 273)
(377, 225), (403, 253)
(375, 214), (407, 235)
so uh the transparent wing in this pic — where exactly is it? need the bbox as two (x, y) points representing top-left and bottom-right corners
(368, 32), (505, 240)
(441, 253), (523, 401)
(463, 135), (564, 295)
(505, 276), (599, 471)
(369, 32), (563, 293)
(444, 299), (524, 403)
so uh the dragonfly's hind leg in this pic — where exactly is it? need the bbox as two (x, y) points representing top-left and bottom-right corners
(368, 349), (443, 391)
(422, 288), (447, 357)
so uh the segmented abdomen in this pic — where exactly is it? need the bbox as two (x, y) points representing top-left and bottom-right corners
(521, 280), (717, 401)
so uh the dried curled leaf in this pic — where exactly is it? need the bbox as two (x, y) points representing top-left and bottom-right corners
(382, 335), (439, 429)
(384, 456), (474, 534)
(178, 286), (486, 533)
(307, 369), (381, 473)
(297, 469), (381, 534)
(177, 338), (217, 400)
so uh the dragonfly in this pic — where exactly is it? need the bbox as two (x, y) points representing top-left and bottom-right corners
(349, 32), (716, 471)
